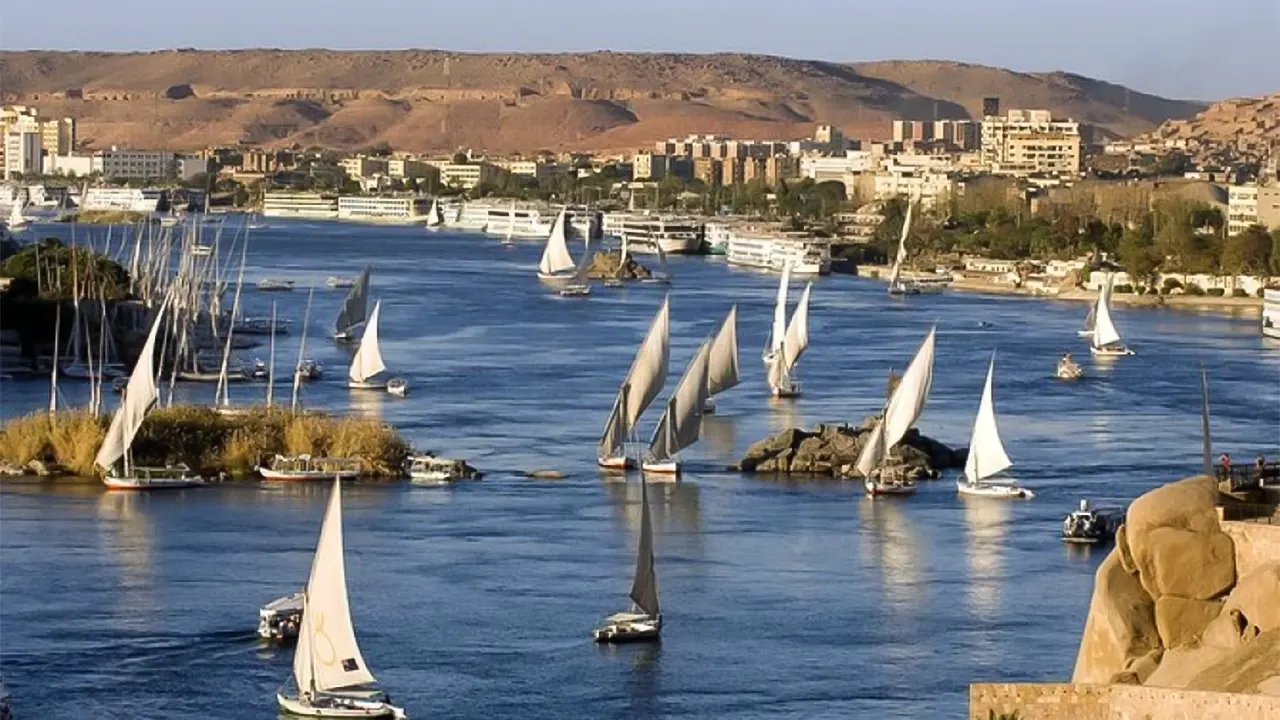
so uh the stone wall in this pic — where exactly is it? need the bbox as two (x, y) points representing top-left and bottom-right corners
(1220, 520), (1280, 578)
(970, 683), (1280, 720)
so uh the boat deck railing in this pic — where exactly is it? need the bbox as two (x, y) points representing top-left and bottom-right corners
(1215, 462), (1280, 493)
(1219, 501), (1280, 525)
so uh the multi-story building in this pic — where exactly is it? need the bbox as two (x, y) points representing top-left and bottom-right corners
(981, 109), (1082, 177)
(720, 157), (745, 186)
(45, 154), (98, 177)
(497, 160), (559, 181)
(633, 152), (669, 181)
(692, 157), (722, 185)
(386, 158), (440, 181)
(1227, 183), (1267, 237)
(4, 126), (43, 179)
(800, 152), (876, 183)
(873, 169), (955, 210)
(814, 124), (845, 152)
(97, 150), (193, 181)
(440, 162), (503, 190)
(742, 158), (767, 184)
(1, 106), (76, 174)
(340, 156), (389, 180)
(764, 156), (800, 186)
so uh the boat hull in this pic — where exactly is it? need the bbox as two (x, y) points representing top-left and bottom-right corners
(259, 468), (361, 481)
(771, 385), (801, 399)
(276, 692), (403, 719)
(864, 478), (917, 496)
(386, 379), (409, 397)
(1090, 345), (1135, 357)
(597, 456), (635, 471)
(701, 398), (716, 415)
(641, 460), (680, 476)
(593, 614), (662, 644)
(103, 475), (206, 490)
(347, 380), (387, 390)
(956, 480), (1034, 499)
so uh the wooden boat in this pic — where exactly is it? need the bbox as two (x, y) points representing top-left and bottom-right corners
(956, 354), (1034, 499)
(1089, 282), (1135, 356)
(333, 266), (371, 342)
(857, 327), (936, 497)
(598, 297), (670, 470)
(886, 202), (920, 296)
(701, 306), (740, 414)
(258, 455), (361, 481)
(761, 264), (811, 398)
(594, 476), (662, 644)
(641, 338), (712, 477)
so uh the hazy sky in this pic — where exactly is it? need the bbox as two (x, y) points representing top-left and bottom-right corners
(3, 0), (1277, 100)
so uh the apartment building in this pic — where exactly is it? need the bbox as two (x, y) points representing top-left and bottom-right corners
(633, 152), (669, 181)
(440, 162), (503, 189)
(496, 159), (560, 181)
(981, 109), (1082, 177)
(693, 157), (722, 185)
(720, 158), (745, 186)
(340, 156), (389, 179)
(3, 122), (43, 179)
(386, 158), (440, 181)
(1227, 183), (1280, 235)
(873, 169), (955, 210)
(1, 106), (76, 175)
(800, 152), (876, 183)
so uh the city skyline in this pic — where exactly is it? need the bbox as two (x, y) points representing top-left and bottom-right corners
(1, 0), (1277, 101)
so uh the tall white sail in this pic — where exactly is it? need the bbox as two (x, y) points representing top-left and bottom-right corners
(426, 198), (442, 227)
(348, 300), (386, 383)
(767, 264), (792, 355)
(335, 266), (371, 337)
(706, 305), (740, 396)
(964, 354), (1012, 482)
(538, 208), (576, 276)
(599, 297), (670, 457)
(783, 283), (812, 371)
(647, 339), (712, 462)
(294, 479), (376, 694)
(855, 326), (936, 477)
(1091, 284), (1122, 347)
(95, 299), (168, 471)
(888, 202), (913, 287)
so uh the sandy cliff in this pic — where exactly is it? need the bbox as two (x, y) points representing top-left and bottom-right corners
(0, 50), (1205, 153)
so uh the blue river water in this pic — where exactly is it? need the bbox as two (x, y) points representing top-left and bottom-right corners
(1, 217), (1277, 719)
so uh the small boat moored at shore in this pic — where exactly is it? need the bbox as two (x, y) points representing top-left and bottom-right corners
(257, 278), (295, 292)
(258, 592), (304, 643)
(257, 454), (361, 481)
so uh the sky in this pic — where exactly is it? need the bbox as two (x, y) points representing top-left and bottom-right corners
(2, 0), (1277, 101)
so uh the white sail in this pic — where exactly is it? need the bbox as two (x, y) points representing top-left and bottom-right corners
(768, 264), (792, 355)
(855, 326), (936, 477)
(348, 300), (386, 383)
(706, 305), (740, 396)
(599, 297), (670, 457)
(94, 299), (168, 471)
(888, 202), (913, 287)
(647, 339), (712, 462)
(1091, 283), (1122, 347)
(538, 208), (576, 276)
(426, 199), (442, 226)
(294, 479), (376, 693)
(7, 202), (26, 229)
(964, 354), (1012, 482)
(783, 283), (812, 371)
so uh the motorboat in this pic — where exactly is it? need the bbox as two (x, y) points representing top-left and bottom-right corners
(257, 454), (361, 481)
(257, 278), (295, 292)
(1061, 499), (1124, 544)
(386, 377), (409, 397)
(104, 464), (206, 490)
(1056, 355), (1085, 380)
(235, 316), (291, 336)
(559, 283), (591, 297)
(258, 592), (304, 643)
(251, 359), (270, 380)
(594, 475), (662, 644)
(297, 359), (324, 381)
(598, 297), (670, 471)
(405, 456), (465, 485)
(327, 276), (357, 289)
(955, 354), (1035, 500)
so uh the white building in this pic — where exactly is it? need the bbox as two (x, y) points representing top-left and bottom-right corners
(46, 154), (99, 177)
(981, 109), (1082, 177)
(873, 170), (954, 210)
(800, 151), (875, 182)
(4, 128), (42, 179)
(262, 191), (340, 219)
(98, 150), (178, 181)
(337, 195), (433, 224)
(440, 163), (502, 190)
(497, 160), (560, 181)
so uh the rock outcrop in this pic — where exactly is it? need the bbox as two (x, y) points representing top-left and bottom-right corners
(1073, 475), (1280, 696)
(586, 251), (652, 280)
(737, 418), (965, 477)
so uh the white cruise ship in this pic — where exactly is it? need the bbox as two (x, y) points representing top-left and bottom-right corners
(337, 195), (434, 224)
(447, 201), (599, 240)
(727, 232), (831, 275)
(604, 213), (704, 254)
(262, 192), (339, 219)
(1264, 287), (1280, 339)
(82, 188), (166, 213)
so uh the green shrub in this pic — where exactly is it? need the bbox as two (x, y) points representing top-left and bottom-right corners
(1114, 283), (1134, 293)
(1186, 283), (1206, 296)
(1206, 287), (1225, 296)
(1231, 288), (1248, 298)
(1162, 277), (1184, 291)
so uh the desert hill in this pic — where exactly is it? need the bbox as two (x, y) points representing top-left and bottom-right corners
(1134, 93), (1280, 149)
(0, 50), (1206, 154)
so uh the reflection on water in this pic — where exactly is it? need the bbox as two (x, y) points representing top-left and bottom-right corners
(768, 395), (805, 435)
(96, 491), (156, 629)
(348, 387), (388, 418)
(604, 479), (703, 561)
(699, 415), (738, 462)
(857, 498), (922, 613)
(961, 497), (1010, 619)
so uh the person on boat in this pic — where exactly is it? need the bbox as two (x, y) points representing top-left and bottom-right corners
(1255, 455), (1268, 485)
(1219, 453), (1231, 479)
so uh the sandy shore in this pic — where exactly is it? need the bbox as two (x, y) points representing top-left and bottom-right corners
(943, 278), (1262, 317)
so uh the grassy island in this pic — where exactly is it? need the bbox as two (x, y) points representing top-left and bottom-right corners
(0, 406), (410, 479)
(62, 210), (153, 225)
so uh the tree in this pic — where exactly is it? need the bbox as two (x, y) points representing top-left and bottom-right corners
(451, 151), (469, 164)
(1219, 225), (1273, 275)
(0, 238), (132, 300)
(1117, 228), (1159, 285)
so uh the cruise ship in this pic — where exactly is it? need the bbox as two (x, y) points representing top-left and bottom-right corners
(447, 201), (599, 240)
(82, 188), (166, 213)
(262, 192), (339, 219)
(604, 213), (704, 254)
(1264, 287), (1280, 339)
(337, 195), (434, 224)
(726, 232), (831, 275)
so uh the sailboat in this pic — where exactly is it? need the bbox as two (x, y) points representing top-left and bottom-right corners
(558, 233), (594, 297)
(856, 327), (936, 496)
(537, 208), (577, 281)
(762, 265), (812, 398)
(642, 244), (672, 285)
(598, 297), (671, 470)
(1089, 282), (1135, 356)
(347, 300), (405, 394)
(702, 305), (740, 414)
(1077, 291), (1099, 337)
(334, 266), (372, 343)
(423, 198), (444, 229)
(603, 234), (629, 288)
(956, 354), (1033, 499)
(95, 299), (206, 490)
(6, 201), (29, 232)
(276, 479), (405, 719)
(642, 338), (712, 475)
(500, 200), (516, 246)
(593, 475), (661, 643)
(886, 202), (919, 296)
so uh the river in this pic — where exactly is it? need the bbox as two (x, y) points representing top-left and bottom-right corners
(2, 217), (1277, 719)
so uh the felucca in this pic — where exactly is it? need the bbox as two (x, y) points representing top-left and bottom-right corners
(537, 208), (578, 281)
(276, 479), (405, 719)
(762, 265), (812, 398)
(425, 198), (443, 229)
(856, 327), (936, 497)
(702, 305), (740, 414)
(1089, 282), (1135, 356)
(598, 297), (671, 470)
(956, 353), (1033, 499)
(95, 299), (206, 490)
(642, 338), (712, 476)
(594, 475), (661, 643)
(347, 300), (406, 394)
(334, 266), (371, 343)
(886, 202), (919, 296)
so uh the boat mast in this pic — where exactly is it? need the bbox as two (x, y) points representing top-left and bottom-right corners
(266, 302), (277, 408)
(49, 305), (61, 416)
(1200, 366), (1212, 476)
(215, 230), (250, 407)
(292, 284), (314, 413)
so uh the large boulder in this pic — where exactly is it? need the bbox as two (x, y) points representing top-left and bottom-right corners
(1138, 527), (1236, 600)
(586, 250), (653, 280)
(739, 419), (962, 477)
(1155, 596), (1224, 648)
(1072, 551), (1162, 684)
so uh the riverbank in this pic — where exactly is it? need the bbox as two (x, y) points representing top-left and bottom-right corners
(60, 210), (153, 225)
(0, 406), (409, 479)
